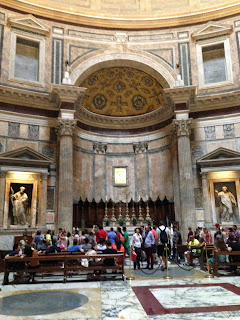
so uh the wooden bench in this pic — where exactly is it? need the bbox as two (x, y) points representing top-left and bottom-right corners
(3, 252), (125, 285)
(213, 250), (240, 276)
(177, 244), (214, 269)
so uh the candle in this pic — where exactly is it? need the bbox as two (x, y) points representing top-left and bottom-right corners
(106, 195), (107, 202)
(139, 195), (140, 201)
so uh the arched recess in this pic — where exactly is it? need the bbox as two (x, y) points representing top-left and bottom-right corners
(69, 51), (176, 89)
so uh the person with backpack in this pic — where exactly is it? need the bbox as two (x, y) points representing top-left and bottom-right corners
(156, 221), (171, 271)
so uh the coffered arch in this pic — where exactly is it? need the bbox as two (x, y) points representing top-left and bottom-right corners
(70, 52), (176, 89)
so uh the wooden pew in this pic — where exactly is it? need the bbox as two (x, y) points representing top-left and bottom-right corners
(213, 250), (240, 276)
(3, 252), (125, 285)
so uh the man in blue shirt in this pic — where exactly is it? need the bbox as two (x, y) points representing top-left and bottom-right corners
(144, 225), (155, 269)
(107, 227), (117, 245)
(68, 239), (84, 252)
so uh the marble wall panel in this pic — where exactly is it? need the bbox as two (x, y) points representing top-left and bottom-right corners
(235, 123), (240, 138)
(207, 140), (236, 153)
(46, 212), (54, 224)
(74, 138), (93, 150)
(148, 136), (170, 150)
(19, 123), (28, 139)
(94, 153), (105, 201)
(194, 127), (206, 142)
(106, 156), (135, 202)
(149, 149), (173, 200)
(0, 121), (8, 136)
(107, 144), (133, 153)
(215, 125), (224, 140)
(0, 137), (6, 153)
(39, 126), (50, 141)
(0, 235), (14, 250)
(7, 139), (38, 151)
(74, 151), (93, 201)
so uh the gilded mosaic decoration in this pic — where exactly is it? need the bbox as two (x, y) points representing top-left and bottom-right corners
(80, 67), (163, 117)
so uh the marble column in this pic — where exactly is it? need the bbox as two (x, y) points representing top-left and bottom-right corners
(38, 173), (48, 228)
(57, 118), (77, 232)
(174, 119), (196, 241)
(0, 171), (6, 228)
(201, 173), (212, 224)
(170, 135), (182, 226)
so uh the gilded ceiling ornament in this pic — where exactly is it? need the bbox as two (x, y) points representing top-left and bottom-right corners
(79, 67), (163, 117)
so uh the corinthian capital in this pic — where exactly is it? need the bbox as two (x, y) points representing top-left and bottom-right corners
(173, 118), (192, 137)
(56, 118), (77, 137)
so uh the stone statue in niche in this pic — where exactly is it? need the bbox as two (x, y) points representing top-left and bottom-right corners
(10, 186), (28, 225)
(215, 186), (237, 222)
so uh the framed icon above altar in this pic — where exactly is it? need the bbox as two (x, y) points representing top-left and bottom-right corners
(113, 166), (128, 187)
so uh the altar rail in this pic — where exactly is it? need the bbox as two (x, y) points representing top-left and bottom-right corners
(73, 197), (175, 228)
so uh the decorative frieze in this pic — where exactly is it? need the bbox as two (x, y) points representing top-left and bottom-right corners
(28, 124), (39, 140)
(92, 142), (107, 154)
(173, 119), (192, 137)
(56, 118), (77, 137)
(223, 124), (235, 138)
(42, 146), (54, 159)
(8, 122), (20, 138)
(115, 32), (128, 43)
(133, 142), (148, 153)
(204, 126), (216, 140)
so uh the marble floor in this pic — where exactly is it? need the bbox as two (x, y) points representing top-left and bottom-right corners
(1, 264), (240, 320)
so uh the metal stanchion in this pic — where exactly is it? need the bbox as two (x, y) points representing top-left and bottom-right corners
(163, 244), (172, 280)
(126, 246), (135, 280)
(205, 244), (214, 278)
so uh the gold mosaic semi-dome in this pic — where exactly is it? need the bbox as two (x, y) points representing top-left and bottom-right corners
(2, 0), (240, 29)
(80, 67), (163, 117)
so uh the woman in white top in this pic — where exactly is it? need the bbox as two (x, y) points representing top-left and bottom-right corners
(131, 228), (143, 270)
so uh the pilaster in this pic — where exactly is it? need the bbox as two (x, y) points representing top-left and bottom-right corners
(38, 173), (48, 228)
(52, 84), (86, 232)
(164, 86), (197, 241)
(0, 171), (7, 227)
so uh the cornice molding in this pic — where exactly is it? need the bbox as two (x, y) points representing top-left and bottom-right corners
(1, 1), (240, 30)
(75, 104), (173, 129)
(192, 89), (240, 111)
(1, 85), (240, 130)
(0, 85), (56, 110)
(49, 85), (87, 108)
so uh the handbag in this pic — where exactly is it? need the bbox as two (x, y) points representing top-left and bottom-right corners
(131, 250), (137, 262)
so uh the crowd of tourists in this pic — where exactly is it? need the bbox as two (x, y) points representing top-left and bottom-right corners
(6, 221), (240, 281)
(183, 223), (240, 274)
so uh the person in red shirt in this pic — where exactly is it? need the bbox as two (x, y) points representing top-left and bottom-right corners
(93, 225), (107, 243)
(116, 227), (123, 242)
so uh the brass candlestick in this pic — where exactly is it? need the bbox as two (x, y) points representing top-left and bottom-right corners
(111, 201), (116, 225)
(138, 199), (144, 224)
(124, 189), (131, 224)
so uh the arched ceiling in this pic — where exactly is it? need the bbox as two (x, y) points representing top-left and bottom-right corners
(79, 67), (164, 117)
(2, 0), (240, 29)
